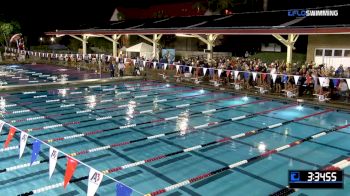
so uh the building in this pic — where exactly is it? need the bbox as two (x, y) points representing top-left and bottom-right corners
(307, 34), (350, 69)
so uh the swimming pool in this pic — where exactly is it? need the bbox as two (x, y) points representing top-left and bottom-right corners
(0, 80), (349, 196)
(0, 64), (106, 86)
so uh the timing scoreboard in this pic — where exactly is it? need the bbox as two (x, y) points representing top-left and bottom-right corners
(289, 170), (343, 188)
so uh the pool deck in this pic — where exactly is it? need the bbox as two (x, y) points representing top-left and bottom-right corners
(2, 75), (349, 112)
(152, 78), (350, 112)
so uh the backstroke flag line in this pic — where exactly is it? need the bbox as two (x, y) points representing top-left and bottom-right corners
(49, 147), (59, 179)
(203, 67), (207, 75)
(346, 79), (350, 90)
(19, 131), (28, 158)
(64, 157), (78, 188)
(4, 127), (16, 148)
(30, 139), (41, 165)
(293, 75), (300, 85)
(87, 168), (104, 196)
(252, 72), (257, 81)
(116, 183), (133, 196)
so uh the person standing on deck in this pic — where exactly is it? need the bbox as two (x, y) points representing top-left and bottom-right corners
(118, 59), (125, 77)
(109, 61), (115, 78)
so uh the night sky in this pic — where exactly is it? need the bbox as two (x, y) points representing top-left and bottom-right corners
(1, 0), (349, 46)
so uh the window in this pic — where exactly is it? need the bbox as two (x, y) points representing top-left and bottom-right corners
(324, 50), (332, 56)
(334, 50), (342, 57)
(315, 49), (323, 56)
(344, 50), (350, 57)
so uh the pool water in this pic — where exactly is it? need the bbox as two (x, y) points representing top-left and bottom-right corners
(0, 81), (349, 196)
(0, 64), (105, 86)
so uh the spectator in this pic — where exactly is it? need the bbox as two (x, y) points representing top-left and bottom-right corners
(339, 79), (348, 98)
(118, 61), (125, 77)
(109, 62), (115, 77)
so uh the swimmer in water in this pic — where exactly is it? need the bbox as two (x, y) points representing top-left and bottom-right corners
(284, 128), (289, 135)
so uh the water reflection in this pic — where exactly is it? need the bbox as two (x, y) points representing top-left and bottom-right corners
(176, 110), (189, 136)
(258, 141), (266, 153)
(85, 95), (96, 109)
(0, 97), (6, 114)
(153, 96), (160, 111)
(125, 100), (137, 123)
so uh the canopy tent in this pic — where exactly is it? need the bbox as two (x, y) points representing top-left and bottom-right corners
(126, 42), (155, 60)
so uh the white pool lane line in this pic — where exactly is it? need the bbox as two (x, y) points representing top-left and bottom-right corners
(0, 102), (298, 172)
(5, 87), (203, 123)
(3, 84), (187, 114)
(1, 94), (243, 153)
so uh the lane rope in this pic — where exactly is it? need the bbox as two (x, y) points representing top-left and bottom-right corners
(0, 102), (297, 173)
(5, 87), (203, 123)
(144, 120), (349, 196)
(3, 83), (182, 114)
(0, 94), (240, 144)
(15, 109), (337, 195)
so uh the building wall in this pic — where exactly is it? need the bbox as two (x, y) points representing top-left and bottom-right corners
(307, 34), (350, 63)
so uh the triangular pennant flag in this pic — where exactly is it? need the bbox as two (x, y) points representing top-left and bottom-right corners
(271, 73), (277, 83)
(176, 65), (180, 72)
(30, 139), (41, 165)
(153, 62), (157, 69)
(116, 183), (132, 196)
(19, 132), (28, 158)
(0, 120), (5, 134)
(346, 79), (350, 90)
(226, 70), (231, 77)
(244, 72), (249, 80)
(234, 71), (239, 79)
(282, 75), (288, 83)
(163, 63), (167, 70)
(4, 127), (16, 148)
(64, 157), (78, 188)
(203, 67), (208, 75)
(319, 77), (326, 87)
(332, 79), (340, 87)
(294, 75), (300, 85)
(189, 66), (193, 73)
(87, 168), (104, 196)
(49, 147), (59, 178)
(218, 69), (222, 77)
(252, 72), (257, 81)
(209, 68), (214, 76)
